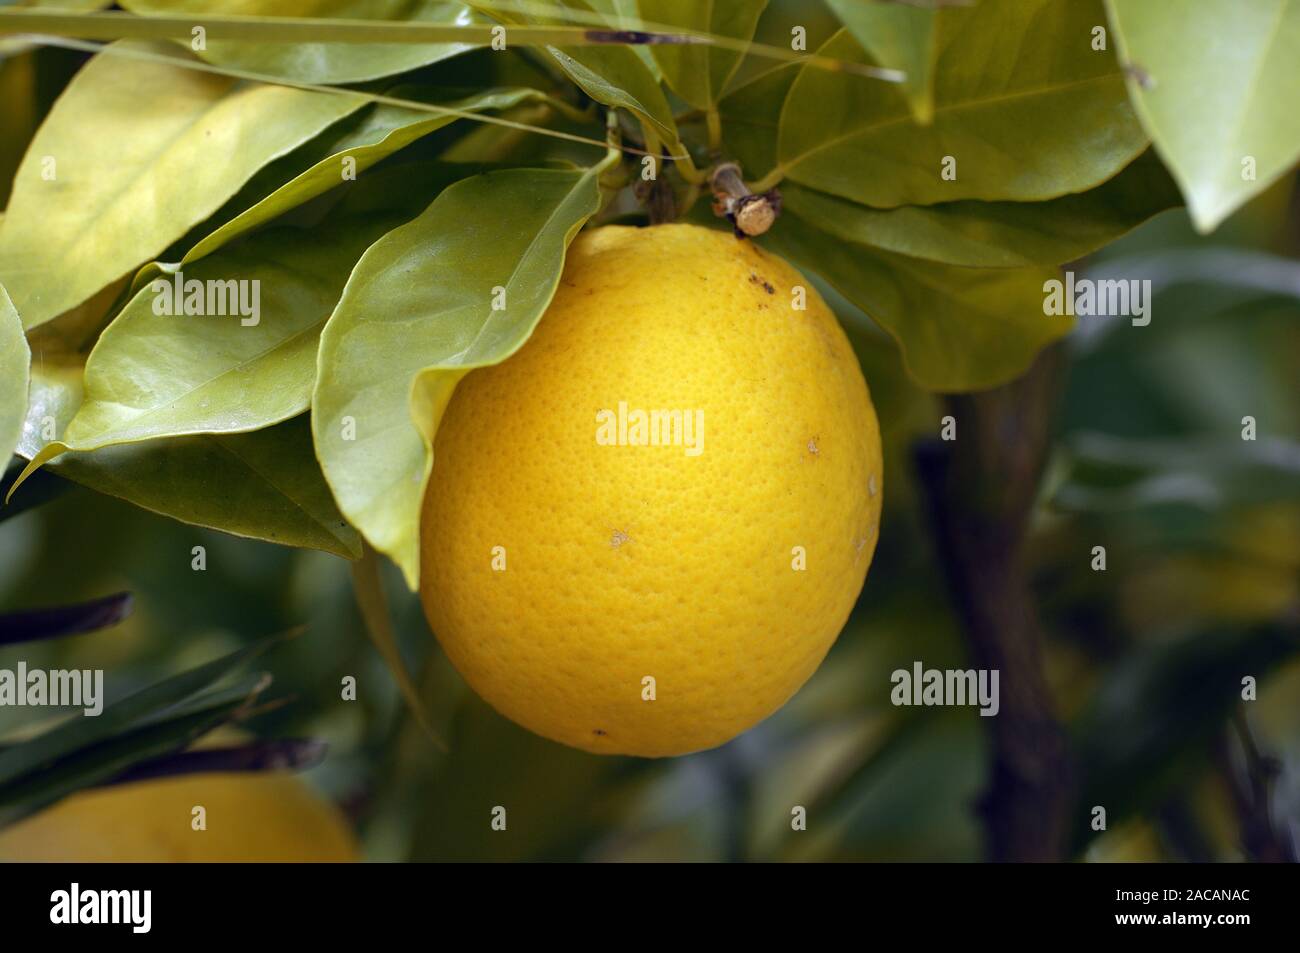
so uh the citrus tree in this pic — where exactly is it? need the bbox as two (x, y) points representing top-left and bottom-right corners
(0, 0), (1298, 861)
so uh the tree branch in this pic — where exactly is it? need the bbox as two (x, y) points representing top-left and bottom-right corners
(913, 344), (1074, 861)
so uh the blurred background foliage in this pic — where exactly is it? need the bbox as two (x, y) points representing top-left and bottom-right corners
(1, 8), (1298, 862)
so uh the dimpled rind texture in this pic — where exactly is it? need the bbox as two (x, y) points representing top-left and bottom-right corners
(420, 223), (883, 757)
(0, 772), (359, 861)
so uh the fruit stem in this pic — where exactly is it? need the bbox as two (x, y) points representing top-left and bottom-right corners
(709, 162), (782, 237)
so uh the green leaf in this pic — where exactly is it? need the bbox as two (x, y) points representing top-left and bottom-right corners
(721, 0), (842, 96)
(716, 0), (843, 179)
(1071, 624), (1299, 852)
(0, 700), (255, 829)
(637, 0), (768, 109)
(781, 150), (1183, 268)
(0, 636), (275, 789)
(0, 669), (273, 827)
(546, 45), (679, 144)
(351, 543), (446, 749)
(825, 0), (938, 122)
(51, 162), (488, 455)
(762, 213), (1071, 391)
(177, 87), (547, 268)
(1105, 0), (1300, 233)
(589, 0), (664, 80)
(314, 165), (606, 588)
(489, 0), (679, 143)
(0, 283), (29, 465)
(1052, 432), (1300, 513)
(14, 362), (361, 557)
(0, 41), (365, 331)
(718, 65), (795, 180)
(118, 0), (479, 84)
(777, 0), (1147, 206)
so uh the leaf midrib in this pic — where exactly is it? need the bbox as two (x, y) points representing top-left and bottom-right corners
(70, 320), (323, 450)
(781, 69), (1122, 174)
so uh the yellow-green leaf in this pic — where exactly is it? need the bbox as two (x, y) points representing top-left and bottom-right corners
(49, 162), (479, 457)
(0, 283), (30, 465)
(16, 362), (360, 556)
(825, 0), (938, 122)
(778, 0), (1147, 206)
(781, 150), (1183, 268)
(0, 41), (364, 330)
(763, 214), (1071, 391)
(313, 166), (606, 588)
(119, 0), (479, 83)
(637, 0), (767, 110)
(1106, 0), (1300, 232)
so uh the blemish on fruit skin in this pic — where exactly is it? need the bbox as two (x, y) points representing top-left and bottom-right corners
(610, 529), (631, 549)
(868, 474), (878, 497)
(748, 272), (775, 294)
(593, 728), (607, 737)
(807, 437), (819, 457)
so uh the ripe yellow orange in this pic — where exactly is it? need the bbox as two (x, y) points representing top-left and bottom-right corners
(421, 223), (882, 757)
(0, 771), (358, 862)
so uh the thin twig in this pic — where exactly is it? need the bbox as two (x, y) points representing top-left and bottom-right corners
(0, 8), (906, 82)
(1219, 706), (1294, 862)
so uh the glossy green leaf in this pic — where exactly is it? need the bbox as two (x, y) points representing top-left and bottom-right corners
(0, 283), (29, 465)
(825, 0), (938, 122)
(762, 213), (1071, 391)
(637, 0), (767, 109)
(718, 65), (795, 180)
(32, 162), (477, 460)
(547, 46), (678, 144)
(119, 0), (479, 83)
(0, 41), (364, 331)
(1106, 0), (1300, 233)
(179, 87), (546, 268)
(716, 0), (842, 179)
(489, 0), (678, 143)
(721, 0), (841, 96)
(778, 0), (1147, 206)
(15, 362), (361, 557)
(314, 165), (607, 588)
(781, 150), (1183, 268)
